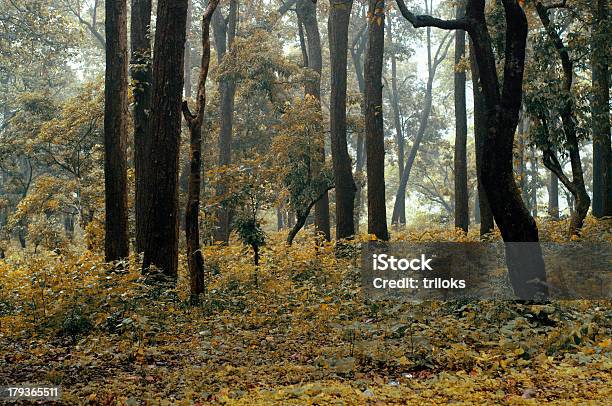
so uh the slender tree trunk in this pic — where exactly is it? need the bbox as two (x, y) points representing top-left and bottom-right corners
(391, 29), (450, 224)
(141, 0), (189, 276)
(104, 0), (130, 262)
(297, 0), (330, 241)
(182, 0), (219, 299)
(453, 0), (468, 232)
(351, 22), (368, 233)
(388, 16), (406, 225)
(184, 0), (193, 99)
(212, 0), (238, 243)
(130, 0), (152, 253)
(469, 39), (494, 235)
(592, 0), (612, 217)
(329, 0), (356, 239)
(536, 2), (590, 235)
(365, 0), (389, 240)
(530, 144), (538, 218)
(548, 169), (559, 219)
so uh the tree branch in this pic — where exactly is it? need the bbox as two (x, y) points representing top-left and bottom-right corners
(395, 0), (470, 30)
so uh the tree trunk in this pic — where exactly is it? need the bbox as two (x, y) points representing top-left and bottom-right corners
(592, 0), (612, 217)
(469, 39), (494, 235)
(530, 144), (538, 218)
(351, 22), (368, 234)
(182, 0), (219, 299)
(130, 0), (152, 253)
(453, 0), (469, 232)
(212, 0), (238, 243)
(536, 2), (591, 235)
(388, 16), (406, 225)
(184, 0), (192, 99)
(141, 0), (189, 276)
(391, 29), (450, 225)
(297, 0), (331, 241)
(548, 169), (559, 219)
(329, 0), (356, 239)
(396, 0), (550, 298)
(104, 0), (130, 262)
(365, 0), (389, 240)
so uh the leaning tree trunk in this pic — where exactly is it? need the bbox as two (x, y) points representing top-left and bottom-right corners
(104, 0), (130, 262)
(297, 0), (331, 241)
(141, 0), (189, 276)
(396, 0), (549, 299)
(391, 30), (450, 225)
(182, 0), (219, 299)
(365, 0), (389, 240)
(536, 2), (590, 236)
(131, 0), (152, 253)
(387, 16), (406, 225)
(329, 0), (356, 239)
(453, 0), (469, 232)
(469, 39), (494, 235)
(591, 0), (612, 217)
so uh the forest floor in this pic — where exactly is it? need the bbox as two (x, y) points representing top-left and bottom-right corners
(0, 217), (611, 405)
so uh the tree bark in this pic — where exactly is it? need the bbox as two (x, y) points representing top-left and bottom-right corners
(365, 0), (389, 240)
(130, 0), (152, 253)
(182, 0), (219, 299)
(141, 0), (189, 276)
(469, 39), (494, 235)
(453, 0), (469, 232)
(104, 0), (130, 262)
(592, 0), (612, 217)
(329, 0), (356, 239)
(297, 0), (331, 241)
(212, 0), (238, 243)
(535, 2), (590, 235)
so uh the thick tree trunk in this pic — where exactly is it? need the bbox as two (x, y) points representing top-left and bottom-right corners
(297, 0), (331, 241)
(212, 0), (238, 243)
(329, 0), (356, 239)
(130, 0), (152, 253)
(592, 0), (612, 217)
(182, 0), (219, 299)
(396, 0), (550, 298)
(469, 39), (494, 235)
(453, 0), (469, 232)
(474, 0), (547, 299)
(141, 0), (189, 276)
(365, 0), (389, 240)
(104, 0), (130, 262)
(536, 2), (590, 235)
(548, 169), (559, 219)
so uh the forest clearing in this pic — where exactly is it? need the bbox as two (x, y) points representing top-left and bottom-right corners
(0, 0), (611, 404)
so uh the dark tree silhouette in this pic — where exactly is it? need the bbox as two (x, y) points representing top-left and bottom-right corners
(104, 0), (130, 262)
(141, 0), (189, 277)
